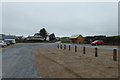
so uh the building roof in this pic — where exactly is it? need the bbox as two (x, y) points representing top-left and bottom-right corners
(70, 34), (83, 38)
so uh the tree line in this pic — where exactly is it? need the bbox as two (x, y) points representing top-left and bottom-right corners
(16, 28), (56, 43)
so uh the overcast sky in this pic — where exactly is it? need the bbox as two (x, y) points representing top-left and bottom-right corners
(2, 2), (118, 37)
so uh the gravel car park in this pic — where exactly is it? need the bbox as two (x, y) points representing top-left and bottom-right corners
(2, 43), (118, 78)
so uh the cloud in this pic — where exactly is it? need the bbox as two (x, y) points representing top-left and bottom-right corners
(2, 2), (118, 37)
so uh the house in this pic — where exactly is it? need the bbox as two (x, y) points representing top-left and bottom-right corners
(0, 34), (18, 40)
(70, 34), (84, 44)
(26, 33), (44, 41)
(26, 36), (44, 41)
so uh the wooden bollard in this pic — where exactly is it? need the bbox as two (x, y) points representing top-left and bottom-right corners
(75, 46), (77, 52)
(69, 45), (71, 51)
(64, 45), (66, 50)
(60, 44), (62, 49)
(95, 48), (98, 57)
(113, 49), (117, 61)
(83, 47), (85, 54)
(57, 44), (59, 48)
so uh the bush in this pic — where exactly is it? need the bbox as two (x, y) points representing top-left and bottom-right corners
(60, 37), (71, 43)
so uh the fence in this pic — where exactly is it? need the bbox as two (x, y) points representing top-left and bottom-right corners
(57, 44), (118, 61)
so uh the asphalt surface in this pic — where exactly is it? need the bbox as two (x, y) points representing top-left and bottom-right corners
(2, 43), (41, 78)
(2, 43), (118, 78)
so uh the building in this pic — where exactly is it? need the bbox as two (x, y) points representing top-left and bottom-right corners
(26, 33), (44, 41)
(0, 34), (18, 40)
(70, 34), (84, 44)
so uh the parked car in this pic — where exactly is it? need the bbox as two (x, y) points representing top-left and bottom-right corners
(4, 39), (11, 46)
(4, 39), (16, 44)
(0, 40), (7, 47)
(91, 40), (104, 45)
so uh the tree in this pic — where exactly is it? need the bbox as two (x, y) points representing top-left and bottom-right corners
(49, 33), (56, 41)
(39, 28), (48, 41)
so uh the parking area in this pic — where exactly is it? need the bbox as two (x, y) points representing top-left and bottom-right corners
(2, 43), (119, 78)
(35, 44), (118, 78)
(2, 43), (39, 78)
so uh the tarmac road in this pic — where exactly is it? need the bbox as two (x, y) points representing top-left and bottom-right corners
(2, 43), (118, 78)
(2, 43), (40, 78)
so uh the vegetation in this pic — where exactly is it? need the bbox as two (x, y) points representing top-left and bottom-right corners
(60, 37), (71, 43)
(104, 36), (120, 45)
(49, 33), (56, 41)
(39, 28), (48, 41)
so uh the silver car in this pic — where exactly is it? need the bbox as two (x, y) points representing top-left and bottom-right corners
(0, 40), (7, 47)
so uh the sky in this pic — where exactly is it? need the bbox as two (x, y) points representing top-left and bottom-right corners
(2, 2), (118, 37)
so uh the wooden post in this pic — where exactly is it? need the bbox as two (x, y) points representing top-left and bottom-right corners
(69, 45), (71, 51)
(75, 46), (77, 52)
(83, 47), (85, 54)
(64, 45), (66, 50)
(113, 49), (117, 61)
(95, 48), (98, 57)
(57, 44), (59, 48)
(60, 44), (62, 49)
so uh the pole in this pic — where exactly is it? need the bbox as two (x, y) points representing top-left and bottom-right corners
(69, 45), (71, 51)
(113, 49), (117, 61)
(95, 48), (98, 57)
(75, 46), (77, 52)
(83, 47), (85, 54)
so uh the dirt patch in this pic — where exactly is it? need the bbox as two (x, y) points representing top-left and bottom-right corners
(34, 47), (118, 78)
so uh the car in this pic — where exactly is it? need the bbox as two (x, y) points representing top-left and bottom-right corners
(91, 40), (104, 46)
(4, 39), (16, 44)
(4, 39), (11, 46)
(0, 40), (7, 47)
